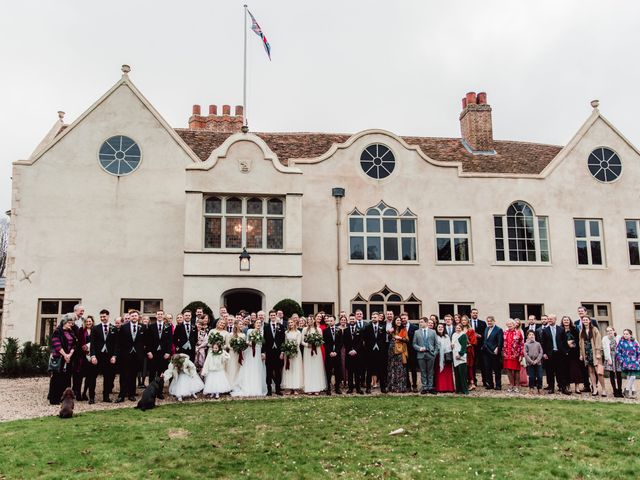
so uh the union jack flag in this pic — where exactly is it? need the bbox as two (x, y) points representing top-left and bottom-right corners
(248, 10), (271, 60)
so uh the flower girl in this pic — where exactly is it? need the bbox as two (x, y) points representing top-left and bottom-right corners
(163, 353), (204, 401)
(202, 343), (231, 399)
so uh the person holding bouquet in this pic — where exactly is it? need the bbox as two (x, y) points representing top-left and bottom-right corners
(227, 319), (247, 386)
(282, 317), (304, 394)
(202, 343), (231, 399)
(301, 315), (327, 394)
(231, 318), (267, 397)
(163, 353), (204, 402)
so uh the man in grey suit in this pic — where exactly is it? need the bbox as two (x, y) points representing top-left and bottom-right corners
(413, 317), (438, 394)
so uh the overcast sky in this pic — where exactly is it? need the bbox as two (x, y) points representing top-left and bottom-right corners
(1, 0), (639, 215)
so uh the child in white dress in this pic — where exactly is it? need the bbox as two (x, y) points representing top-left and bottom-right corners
(202, 343), (231, 399)
(163, 353), (204, 401)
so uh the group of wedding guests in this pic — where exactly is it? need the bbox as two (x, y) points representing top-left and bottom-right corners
(47, 303), (640, 405)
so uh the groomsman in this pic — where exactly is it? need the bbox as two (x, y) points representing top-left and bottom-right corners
(115, 310), (148, 402)
(263, 310), (285, 396)
(147, 310), (172, 391)
(401, 313), (419, 392)
(89, 309), (116, 403)
(355, 309), (369, 388)
(524, 315), (543, 341)
(173, 310), (197, 361)
(323, 315), (343, 395)
(469, 309), (487, 387)
(444, 315), (455, 339)
(344, 314), (364, 394)
(541, 314), (562, 393)
(413, 317), (438, 394)
(364, 312), (388, 393)
(481, 316), (503, 390)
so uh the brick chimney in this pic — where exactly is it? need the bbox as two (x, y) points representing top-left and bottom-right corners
(459, 91), (494, 152)
(188, 104), (244, 133)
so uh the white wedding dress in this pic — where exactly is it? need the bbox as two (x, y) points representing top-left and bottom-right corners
(231, 328), (267, 397)
(282, 329), (304, 390)
(301, 326), (327, 393)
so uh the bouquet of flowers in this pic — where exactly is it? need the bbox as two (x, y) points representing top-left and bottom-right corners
(229, 336), (248, 365)
(281, 339), (299, 370)
(248, 329), (264, 357)
(208, 330), (225, 349)
(305, 331), (324, 356)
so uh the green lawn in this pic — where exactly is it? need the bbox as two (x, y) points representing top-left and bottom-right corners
(0, 396), (638, 479)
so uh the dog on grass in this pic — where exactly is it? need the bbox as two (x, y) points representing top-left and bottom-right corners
(59, 388), (75, 419)
(135, 377), (164, 411)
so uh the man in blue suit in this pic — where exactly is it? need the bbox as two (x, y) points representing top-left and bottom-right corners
(481, 315), (503, 390)
(413, 317), (438, 394)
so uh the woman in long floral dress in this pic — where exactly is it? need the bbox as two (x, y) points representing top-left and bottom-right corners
(387, 317), (408, 393)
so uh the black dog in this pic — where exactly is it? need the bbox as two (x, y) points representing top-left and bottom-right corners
(135, 377), (164, 411)
(59, 388), (75, 419)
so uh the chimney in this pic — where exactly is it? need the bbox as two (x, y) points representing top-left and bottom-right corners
(188, 104), (244, 133)
(459, 91), (494, 152)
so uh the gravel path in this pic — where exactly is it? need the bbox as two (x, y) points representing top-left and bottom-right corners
(0, 376), (636, 423)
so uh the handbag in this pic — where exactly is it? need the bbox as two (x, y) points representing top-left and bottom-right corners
(444, 352), (453, 364)
(47, 354), (63, 373)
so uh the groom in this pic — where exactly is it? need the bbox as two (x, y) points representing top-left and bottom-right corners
(264, 310), (285, 396)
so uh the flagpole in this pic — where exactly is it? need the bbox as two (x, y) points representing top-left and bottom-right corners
(243, 4), (248, 128)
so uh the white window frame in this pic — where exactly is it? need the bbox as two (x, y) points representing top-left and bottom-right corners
(348, 202), (418, 264)
(203, 196), (285, 251)
(121, 299), (163, 320)
(581, 302), (612, 335)
(438, 302), (475, 319)
(574, 218), (606, 267)
(626, 219), (640, 267)
(37, 298), (82, 344)
(494, 201), (550, 265)
(434, 217), (472, 264)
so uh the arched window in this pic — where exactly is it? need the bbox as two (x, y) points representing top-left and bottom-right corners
(494, 201), (549, 262)
(350, 286), (422, 320)
(348, 201), (417, 262)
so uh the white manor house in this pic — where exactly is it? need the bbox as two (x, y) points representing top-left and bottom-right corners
(3, 66), (640, 344)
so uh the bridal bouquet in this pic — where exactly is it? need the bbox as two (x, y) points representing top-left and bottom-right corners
(248, 330), (264, 357)
(305, 331), (324, 356)
(281, 340), (299, 370)
(171, 354), (186, 372)
(208, 330), (225, 349)
(229, 336), (248, 365)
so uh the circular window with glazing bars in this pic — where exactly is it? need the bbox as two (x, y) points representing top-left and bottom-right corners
(588, 147), (622, 183)
(98, 135), (141, 176)
(360, 144), (395, 179)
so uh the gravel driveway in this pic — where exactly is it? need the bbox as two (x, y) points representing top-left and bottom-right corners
(0, 375), (635, 423)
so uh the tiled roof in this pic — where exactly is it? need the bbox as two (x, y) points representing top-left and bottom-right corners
(175, 129), (562, 175)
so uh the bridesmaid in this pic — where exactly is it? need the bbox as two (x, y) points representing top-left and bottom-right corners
(338, 314), (348, 389)
(301, 315), (327, 395)
(434, 323), (455, 393)
(282, 318), (304, 394)
(461, 316), (477, 391)
(226, 319), (246, 387)
(387, 317), (409, 393)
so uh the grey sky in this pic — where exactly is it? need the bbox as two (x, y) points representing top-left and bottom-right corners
(1, 0), (639, 215)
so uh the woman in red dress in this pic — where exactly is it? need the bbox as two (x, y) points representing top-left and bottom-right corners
(434, 323), (455, 393)
(461, 315), (477, 391)
(503, 319), (524, 392)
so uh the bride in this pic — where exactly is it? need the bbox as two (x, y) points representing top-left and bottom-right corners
(231, 318), (267, 397)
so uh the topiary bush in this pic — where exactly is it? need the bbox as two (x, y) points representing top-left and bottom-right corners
(182, 301), (214, 321)
(272, 299), (304, 320)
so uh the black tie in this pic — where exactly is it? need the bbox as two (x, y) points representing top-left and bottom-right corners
(374, 325), (378, 335)
(159, 325), (162, 337)
(186, 324), (190, 336)
(133, 324), (137, 336)
(351, 326), (355, 335)
(103, 325), (108, 336)
(331, 327), (335, 336)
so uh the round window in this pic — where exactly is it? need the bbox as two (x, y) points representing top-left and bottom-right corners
(99, 136), (141, 176)
(588, 147), (622, 183)
(360, 144), (395, 179)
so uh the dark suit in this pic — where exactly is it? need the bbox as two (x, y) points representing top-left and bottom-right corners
(90, 322), (117, 401)
(323, 326), (343, 393)
(364, 322), (388, 392)
(541, 325), (562, 391)
(147, 321), (173, 381)
(470, 318), (487, 386)
(173, 322), (198, 362)
(404, 323), (418, 391)
(263, 322), (285, 394)
(115, 322), (147, 399)
(343, 324), (364, 392)
(481, 325), (504, 389)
